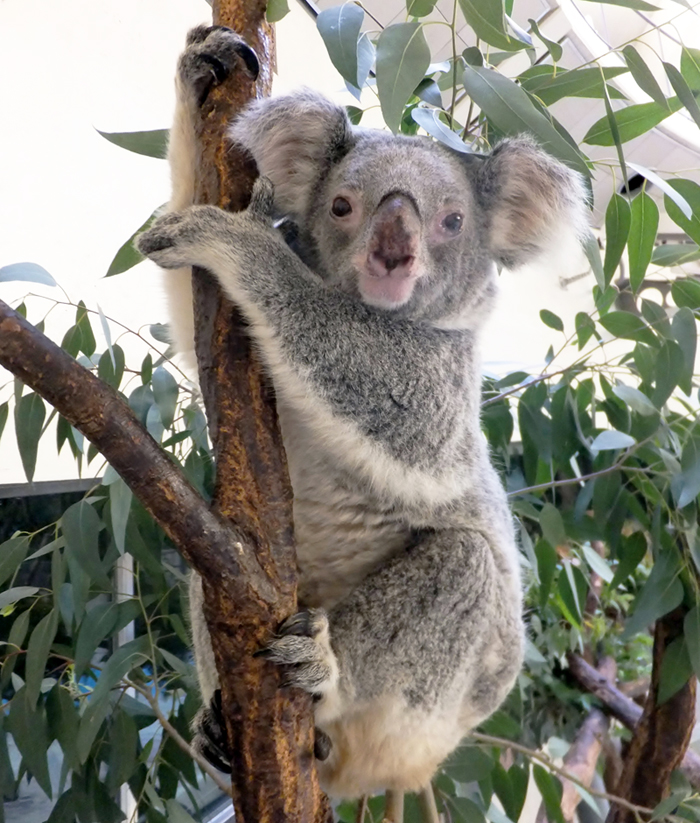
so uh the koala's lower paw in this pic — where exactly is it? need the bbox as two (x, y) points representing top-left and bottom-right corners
(192, 690), (231, 774)
(258, 609), (339, 698)
(178, 25), (259, 107)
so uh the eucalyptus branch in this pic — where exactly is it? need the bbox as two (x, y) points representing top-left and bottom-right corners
(469, 732), (687, 823)
(124, 677), (233, 798)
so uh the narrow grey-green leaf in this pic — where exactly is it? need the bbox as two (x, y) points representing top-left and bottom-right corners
(266, 0), (290, 21)
(652, 244), (700, 266)
(98, 343), (125, 389)
(151, 366), (178, 429)
(539, 309), (563, 332)
(674, 436), (700, 509)
(684, 606), (700, 681)
(581, 543), (614, 582)
(580, 0), (659, 8)
(519, 66), (628, 105)
(15, 393), (46, 482)
(164, 802), (198, 823)
(599, 312), (657, 347)
(46, 685), (80, 771)
(97, 128), (168, 159)
(317, 3), (364, 88)
(109, 478), (132, 555)
(658, 636), (693, 704)
(458, 0), (526, 52)
(665, 179), (700, 246)
(0, 586), (39, 612)
(0, 535), (30, 588)
(7, 687), (52, 797)
(628, 192), (659, 292)
(583, 233), (605, 290)
(613, 383), (658, 415)
(583, 97), (681, 145)
(106, 205), (163, 277)
(462, 65), (590, 178)
(627, 162), (692, 219)
(603, 194), (631, 285)
(0, 262), (56, 287)
(611, 532), (647, 587)
(672, 278), (700, 310)
(528, 19), (562, 61)
(681, 47), (700, 93)
(622, 45), (669, 108)
(591, 430), (636, 452)
(663, 62), (700, 130)
(652, 340), (683, 408)
(407, 0), (438, 16)
(671, 307), (697, 397)
(540, 503), (566, 548)
(0, 402), (7, 442)
(622, 551), (683, 638)
(411, 108), (471, 152)
(533, 766), (565, 823)
(96, 303), (115, 368)
(25, 609), (58, 708)
(61, 501), (110, 588)
(74, 603), (119, 679)
(376, 24), (431, 134)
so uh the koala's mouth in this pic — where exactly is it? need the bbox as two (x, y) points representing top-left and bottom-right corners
(359, 258), (420, 309)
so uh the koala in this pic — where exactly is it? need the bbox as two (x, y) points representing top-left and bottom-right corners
(137, 26), (588, 800)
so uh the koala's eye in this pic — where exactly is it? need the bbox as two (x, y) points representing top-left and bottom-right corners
(442, 213), (464, 234)
(331, 197), (353, 218)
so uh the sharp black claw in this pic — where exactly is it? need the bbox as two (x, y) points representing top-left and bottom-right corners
(314, 728), (332, 761)
(233, 41), (260, 80)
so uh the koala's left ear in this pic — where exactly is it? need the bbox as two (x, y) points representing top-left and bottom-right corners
(476, 137), (590, 269)
(229, 89), (353, 218)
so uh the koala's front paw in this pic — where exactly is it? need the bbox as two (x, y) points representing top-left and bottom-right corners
(192, 690), (231, 774)
(179, 25), (259, 107)
(258, 609), (339, 698)
(136, 205), (226, 270)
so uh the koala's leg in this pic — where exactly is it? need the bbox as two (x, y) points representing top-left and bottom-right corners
(162, 26), (259, 370)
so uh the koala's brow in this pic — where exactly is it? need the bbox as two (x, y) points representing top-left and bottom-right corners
(376, 189), (421, 219)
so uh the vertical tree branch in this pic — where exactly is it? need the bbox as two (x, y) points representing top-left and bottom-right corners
(606, 608), (697, 823)
(185, 1), (331, 821)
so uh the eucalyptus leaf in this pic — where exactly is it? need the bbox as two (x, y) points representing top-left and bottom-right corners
(628, 192), (659, 292)
(0, 535), (30, 588)
(622, 550), (683, 638)
(622, 45), (669, 108)
(591, 430), (636, 452)
(74, 603), (119, 679)
(266, 0), (290, 22)
(681, 47), (700, 93)
(520, 66), (627, 105)
(151, 366), (179, 429)
(652, 244), (700, 266)
(612, 383), (658, 416)
(376, 24), (431, 133)
(671, 308), (696, 396)
(15, 393), (46, 482)
(627, 162), (692, 219)
(458, 0), (527, 52)
(674, 437), (700, 509)
(603, 194), (631, 285)
(25, 609), (58, 708)
(407, 0), (438, 16)
(580, 0), (659, 9)
(0, 586), (39, 612)
(411, 107), (471, 152)
(599, 312), (657, 347)
(528, 19), (562, 61)
(665, 179), (700, 246)
(539, 309), (563, 332)
(61, 501), (110, 588)
(657, 636), (693, 704)
(97, 128), (169, 159)
(109, 478), (132, 555)
(106, 205), (163, 277)
(663, 62), (700, 130)
(584, 97), (681, 145)
(0, 262), (56, 287)
(7, 688), (53, 797)
(317, 3), (364, 89)
(533, 765), (564, 823)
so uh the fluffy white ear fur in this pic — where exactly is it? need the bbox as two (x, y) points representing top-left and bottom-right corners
(478, 137), (590, 270)
(228, 89), (352, 218)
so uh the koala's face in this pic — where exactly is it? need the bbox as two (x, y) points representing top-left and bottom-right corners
(307, 135), (496, 327)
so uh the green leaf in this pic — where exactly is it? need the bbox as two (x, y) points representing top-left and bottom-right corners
(443, 745), (495, 783)
(528, 19), (562, 61)
(540, 503), (566, 548)
(25, 608), (58, 708)
(266, 0), (290, 21)
(613, 383), (658, 416)
(444, 797), (486, 823)
(0, 586), (39, 612)
(411, 108), (472, 153)
(575, 312), (596, 349)
(74, 602), (119, 679)
(652, 340), (683, 408)
(540, 309), (563, 332)
(622, 45), (669, 108)
(681, 47), (700, 93)
(151, 366), (178, 429)
(599, 312), (657, 347)
(376, 24), (431, 134)
(580, 0), (659, 9)
(582, 543), (614, 582)
(533, 766), (564, 823)
(62, 501), (110, 588)
(164, 800), (198, 823)
(493, 763), (529, 822)
(97, 128), (168, 159)
(627, 162), (692, 219)
(0, 535), (30, 588)
(674, 436), (700, 509)
(684, 606), (700, 682)
(535, 538), (558, 607)
(583, 233), (605, 290)
(0, 262), (57, 287)
(106, 206), (163, 277)
(7, 687), (52, 798)
(0, 402), (7, 442)
(658, 636), (693, 704)
(671, 308), (696, 396)
(663, 62), (700, 130)
(106, 709), (139, 792)
(317, 3), (364, 89)
(520, 66), (627, 105)
(1, 607), (31, 690)
(14, 393), (46, 482)
(98, 343), (125, 389)
(46, 684), (80, 771)
(77, 635), (150, 763)
(109, 478), (132, 555)
(622, 550), (683, 638)
(407, 0), (438, 16)
(591, 430), (636, 452)
(75, 301), (96, 357)
(612, 532), (647, 587)
(652, 244), (700, 266)
(603, 194), (631, 285)
(665, 179), (700, 246)
(462, 65), (590, 178)
(458, 0), (527, 51)
(628, 192), (659, 292)
(583, 97), (681, 145)
(672, 279), (700, 311)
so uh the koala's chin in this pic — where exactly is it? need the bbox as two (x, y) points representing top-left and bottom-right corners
(358, 267), (422, 310)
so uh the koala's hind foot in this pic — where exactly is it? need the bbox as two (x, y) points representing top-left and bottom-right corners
(192, 690), (231, 774)
(178, 25), (259, 107)
(257, 609), (340, 702)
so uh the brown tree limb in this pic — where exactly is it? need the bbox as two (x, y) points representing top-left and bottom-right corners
(568, 651), (700, 790)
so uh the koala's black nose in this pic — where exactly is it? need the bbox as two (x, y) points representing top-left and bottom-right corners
(368, 194), (420, 279)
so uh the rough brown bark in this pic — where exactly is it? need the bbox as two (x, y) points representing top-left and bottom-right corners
(185, 1), (331, 821)
(568, 651), (700, 790)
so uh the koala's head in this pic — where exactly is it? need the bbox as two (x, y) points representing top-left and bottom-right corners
(231, 90), (588, 328)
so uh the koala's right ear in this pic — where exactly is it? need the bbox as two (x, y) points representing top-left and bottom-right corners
(229, 90), (353, 217)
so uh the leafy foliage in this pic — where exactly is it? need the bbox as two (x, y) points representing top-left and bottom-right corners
(2, 0), (700, 821)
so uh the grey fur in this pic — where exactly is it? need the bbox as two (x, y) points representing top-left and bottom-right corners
(137, 26), (589, 799)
